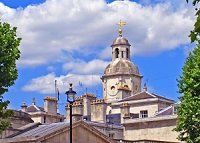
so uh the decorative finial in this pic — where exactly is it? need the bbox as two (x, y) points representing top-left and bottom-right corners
(118, 20), (126, 37)
(69, 83), (73, 88)
(32, 97), (36, 105)
(21, 102), (27, 107)
(143, 83), (147, 91)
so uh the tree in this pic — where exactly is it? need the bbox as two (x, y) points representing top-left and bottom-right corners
(0, 21), (21, 133)
(174, 1), (200, 143)
(175, 46), (200, 143)
(187, 0), (200, 42)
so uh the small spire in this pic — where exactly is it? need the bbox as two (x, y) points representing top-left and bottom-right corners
(32, 97), (36, 105)
(21, 102), (27, 107)
(143, 83), (147, 91)
(69, 83), (73, 88)
(117, 20), (126, 37)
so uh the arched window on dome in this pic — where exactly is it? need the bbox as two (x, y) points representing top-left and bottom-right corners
(126, 48), (129, 59)
(115, 48), (119, 58)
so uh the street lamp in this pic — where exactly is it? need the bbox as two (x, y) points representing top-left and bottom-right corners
(66, 83), (76, 143)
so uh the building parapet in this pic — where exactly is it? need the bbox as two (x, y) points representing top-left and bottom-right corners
(75, 93), (96, 101)
(83, 93), (96, 97)
(91, 99), (105, 105)
(75, 96), (83, 101)
(44, 96), (57, 101)
(123, 115), (177, 125)
(120, 102), (130, 107)
(66, 101), (83, 108)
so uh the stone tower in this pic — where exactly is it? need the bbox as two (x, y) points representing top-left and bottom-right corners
(101, 21), (142, 103)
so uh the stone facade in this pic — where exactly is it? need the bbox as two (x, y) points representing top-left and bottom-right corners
(64, 32), (180, 142)
(1, 28), (182, 143)
(123, 116), (179, 142)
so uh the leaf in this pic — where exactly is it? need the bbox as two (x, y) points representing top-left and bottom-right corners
(189, 31), (197, 42)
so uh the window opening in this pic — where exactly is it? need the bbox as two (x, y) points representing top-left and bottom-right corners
(44, 116), (46, 123)
(140, 110), (148, 118)
(126, 48), (129, 58)
(115, 48), (119, 58)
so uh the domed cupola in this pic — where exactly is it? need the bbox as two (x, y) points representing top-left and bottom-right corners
(112, 36), (131, 47)
(101, 20), (142, 103)
(104, 60), (140, 76)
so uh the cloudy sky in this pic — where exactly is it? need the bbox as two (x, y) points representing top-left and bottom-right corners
(0, 0), (196, 114)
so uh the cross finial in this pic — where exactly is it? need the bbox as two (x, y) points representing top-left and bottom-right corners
(32, 97), (36, 105)
(117, 20), (126, 36)
(143, 82), (147, 91)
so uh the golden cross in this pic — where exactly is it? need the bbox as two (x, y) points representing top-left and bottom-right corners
(117, 20), (126, 36)
(118, 20), (126, 28)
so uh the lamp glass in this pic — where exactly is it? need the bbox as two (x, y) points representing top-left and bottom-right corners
(67, 92), (75, 103)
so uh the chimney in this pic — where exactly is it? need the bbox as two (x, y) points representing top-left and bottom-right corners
(120, 102), (130, 123)
(82, 93), (96, 117)
(65, 101), (83, 123)
(91, 99), (107, 123)
(21, 102), (27, 112)
(44, 96), (57, 115)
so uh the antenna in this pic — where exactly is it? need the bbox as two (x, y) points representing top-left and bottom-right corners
(79, 81), (84, 95)
(86, 88), (88, 94)
(55, 80), (57, 98)
(55, 79), (60, 113)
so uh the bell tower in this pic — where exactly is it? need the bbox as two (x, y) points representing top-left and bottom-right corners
(101, 20), (142, 103)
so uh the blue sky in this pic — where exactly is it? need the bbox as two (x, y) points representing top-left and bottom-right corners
(0, 0), (195, 114)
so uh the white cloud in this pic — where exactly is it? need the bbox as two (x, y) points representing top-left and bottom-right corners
(63, 59), (109, 74)
(22, 73), (102, 94)
(0, 0), (195, 67)
(98, 46), (112, 59)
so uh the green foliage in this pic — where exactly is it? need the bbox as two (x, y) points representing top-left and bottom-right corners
(174, 1), (200, 142)
(0, 21), (21, 95)
(175, 45), (200, 143)
(187, 0), (200, 42)
(0, 20), (21, 133)
(186, 0), (200, 5)
(0, 96), (14, 133)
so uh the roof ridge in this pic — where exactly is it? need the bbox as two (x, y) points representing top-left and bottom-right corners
(154, 105), (174, 117)
(119, 91), (144, 101)
(151, 93), (175, 102)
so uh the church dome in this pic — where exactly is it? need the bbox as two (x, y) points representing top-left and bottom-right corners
(111, 36), (131, 47)
(104, 59), (140, 75)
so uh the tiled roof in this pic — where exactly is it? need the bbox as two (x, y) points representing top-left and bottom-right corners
(26, 105), (44, 112)
(120, 91), (175, 103)
(4, 121), (115, 143)
(151, 93), (175, 102)
(120, 91), (155, 102)
(15, 122), (68, 138)
(154, 103), (178, 117)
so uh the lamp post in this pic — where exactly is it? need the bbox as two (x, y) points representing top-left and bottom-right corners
(66, 83), (76, 143)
